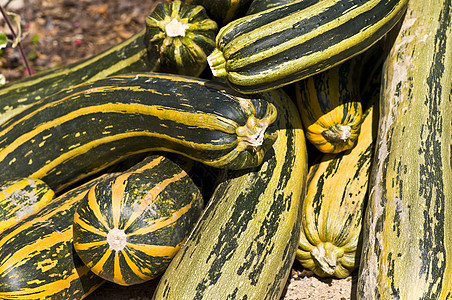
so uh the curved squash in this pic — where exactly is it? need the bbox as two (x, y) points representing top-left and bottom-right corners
(0, 177), (54, 234)
(0, 3), (218, 126)
(73, 155), (204, 286)
(207, 0), (408, 93)
(145, 0), (218, 77)
(295, 58), (363, 153)
(0, 73), (278, 192)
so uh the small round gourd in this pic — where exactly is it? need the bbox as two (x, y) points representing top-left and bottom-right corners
(145, 0), (218, 77)
(73, 155), (204, 286)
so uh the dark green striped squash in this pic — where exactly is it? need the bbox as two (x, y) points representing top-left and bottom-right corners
(0, 3), (217, 125)
(0, 73), (278, 193)
(0, 174), (114, 300)
(207, 0), (408, 93)
(183, 0), (253, 25)
(0, 177), (54, 234)
(152, 87), (308, 299)
(358, 0), (452, 297)
(73, 154), (204, 286)
(296, 101), (378, 278)
(246, 0), (297, 15)
(295, 57), (363, 154)
(0, 29), (154, 126)
(145, 0), (218, 77)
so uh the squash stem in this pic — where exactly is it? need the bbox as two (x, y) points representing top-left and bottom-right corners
(310, 242), (344, 276)
(321, 124), (352, 145)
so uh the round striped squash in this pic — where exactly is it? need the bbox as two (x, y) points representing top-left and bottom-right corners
(73, 155), (204, 286)
(145, 0), (218, 77)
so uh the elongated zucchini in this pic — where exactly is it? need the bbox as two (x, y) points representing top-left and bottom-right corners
(0, 73), (278, 193)
(0, 177), (54, 234)
(295, 57), (363, 153)
(208, 0), (408, 93)
(183, 0), (253, 25)
(0, 174), (113, 300)
(152, 88), (308, 299)
(296, 101), (377, 278)
(73, 155), (204, 286)
(357, 0), (452, 298)
(145, 0), (218, 77)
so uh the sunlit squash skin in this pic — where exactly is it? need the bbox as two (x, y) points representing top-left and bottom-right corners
(358, 0), (452, 298)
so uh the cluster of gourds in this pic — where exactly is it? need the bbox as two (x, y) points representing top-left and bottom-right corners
(0, 0), (451, 299)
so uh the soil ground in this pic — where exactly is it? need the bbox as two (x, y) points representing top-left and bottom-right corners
(0, 0), (357, 298)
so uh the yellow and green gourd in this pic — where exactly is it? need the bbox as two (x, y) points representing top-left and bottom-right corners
(73, 154), (204, 286)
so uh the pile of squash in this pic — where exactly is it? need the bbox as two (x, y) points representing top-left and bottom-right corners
(0, 0), (451, 299)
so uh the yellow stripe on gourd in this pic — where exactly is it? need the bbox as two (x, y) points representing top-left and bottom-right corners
(122, 168), (188, 231)
(127, 242), (182, 258)
(89, 49), (150, 81)
(129, 201), (193, 237)
(111, 174), (128, 229)
(73, 213), (108, 238)
(73, 240), (106, 251)
(90, 249), (113, 274)
(86, 187), (111, 232)
(113, 251), (128, 286)
(28, 131), (236, 181)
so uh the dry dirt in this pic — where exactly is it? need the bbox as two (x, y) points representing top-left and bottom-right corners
(0, 0), (358, 298)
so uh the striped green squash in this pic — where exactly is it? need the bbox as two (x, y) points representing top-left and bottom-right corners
(183, 0), (253, 25)
(152, 87), (308, 299)
(296, 101), (377, 279)
(145, 0), (218, 77)
(357, 0), (452, 298)
(73, 154), (204, 286)
(0, 177), (54, 234)
(295, 57), (363, 154)
(0, 73), (278, 193)
(0, 174), (114, 300)
(0, 29), (155, 126)
(0, 4), (218, 126)
(246, 0), (297, 15)
(207, 0), (408, 93)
